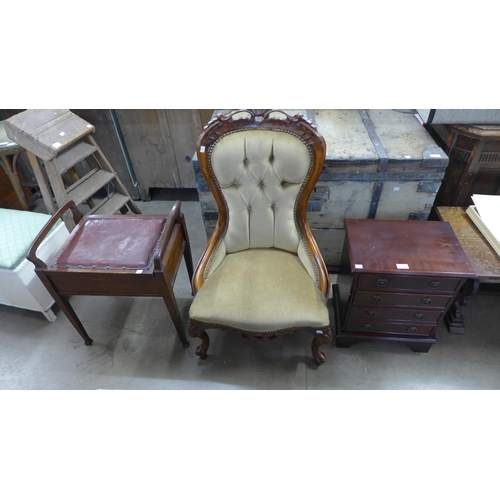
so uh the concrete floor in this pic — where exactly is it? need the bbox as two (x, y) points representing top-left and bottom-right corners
(1, 193), (500, 390)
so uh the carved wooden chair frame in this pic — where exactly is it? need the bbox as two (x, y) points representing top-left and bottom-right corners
(189, 109), (332, 365)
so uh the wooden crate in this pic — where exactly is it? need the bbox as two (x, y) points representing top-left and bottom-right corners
(194, 109), (448, 269)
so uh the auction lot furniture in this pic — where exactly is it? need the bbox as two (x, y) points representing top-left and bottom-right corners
(188, 109), (332, 365)
(27, 200), (194, 347)
(0, 208), (69, 320)
(435, 206), (500, 333)
(333, 218), (476, 352)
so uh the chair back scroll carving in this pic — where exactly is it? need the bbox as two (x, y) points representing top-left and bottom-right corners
(194, 109), (329, 295)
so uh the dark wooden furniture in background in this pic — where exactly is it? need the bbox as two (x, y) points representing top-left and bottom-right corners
(333, 218), (477, 352)
(433, 124), (500, 207)
(27, 200), (194, 348)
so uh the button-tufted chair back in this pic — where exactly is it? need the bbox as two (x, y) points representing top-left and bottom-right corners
(211, 128), (310, 254)
(194, 109), (329, 295)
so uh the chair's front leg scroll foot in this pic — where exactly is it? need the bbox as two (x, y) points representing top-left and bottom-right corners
(84, 338), (94, 346)
(188, 321), (210, 359)
(311, 328), (332, 366)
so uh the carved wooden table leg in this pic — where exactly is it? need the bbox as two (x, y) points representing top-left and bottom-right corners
(445, 278), (478, 335)
(446, 298), (467, 335)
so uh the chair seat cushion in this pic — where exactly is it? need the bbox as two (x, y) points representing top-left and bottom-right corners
(189, 248), (329, 332)
(52, 216), (167, 270)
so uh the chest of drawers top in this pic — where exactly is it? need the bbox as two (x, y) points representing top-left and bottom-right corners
(344, 218), (477, 279)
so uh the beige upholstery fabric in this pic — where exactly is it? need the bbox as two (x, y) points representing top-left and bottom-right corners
(190, 249), (329, 332)
(210, 129), (311, 254)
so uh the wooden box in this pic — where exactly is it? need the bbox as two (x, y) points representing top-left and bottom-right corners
(193, 109), (448, 268)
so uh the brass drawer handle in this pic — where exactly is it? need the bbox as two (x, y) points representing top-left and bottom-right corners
(366, 310), (376, 317)
(430, 281), (441, 289)
(407, 326), (418, 333)
(377, 278), (388, 287)
(422, 298), (432, 305)
(414, 313), (424, 320)
(362, 324), (372, 331)
(372, 295), (382, 303)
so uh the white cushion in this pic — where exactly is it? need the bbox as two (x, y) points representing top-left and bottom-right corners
(0, 208), (56, 269)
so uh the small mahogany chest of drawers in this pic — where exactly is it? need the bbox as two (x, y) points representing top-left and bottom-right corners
(333, 218), (477, 352)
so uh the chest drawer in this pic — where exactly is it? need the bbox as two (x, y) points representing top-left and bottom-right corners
(345, 318), (435, 336)
(349, 305), (442, 323)
(357, 274), (462, 293)
(352, 291), (453, 309)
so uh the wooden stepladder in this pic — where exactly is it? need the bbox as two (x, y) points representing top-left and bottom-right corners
(4, 110), (140, 230)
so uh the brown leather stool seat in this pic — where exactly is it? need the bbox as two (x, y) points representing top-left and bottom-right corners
(53, 216), (168, 270)
(27, 200), (194, 348)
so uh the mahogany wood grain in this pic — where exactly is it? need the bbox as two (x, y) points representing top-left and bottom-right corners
(345, 218), (476, 278)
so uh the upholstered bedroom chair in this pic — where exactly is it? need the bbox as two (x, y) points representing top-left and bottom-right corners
(27, 200), (194, 348)
(188, 109), (332, 365)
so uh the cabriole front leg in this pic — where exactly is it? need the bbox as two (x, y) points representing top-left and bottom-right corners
(311, 327), (332, 366)
(188, 321), (210, 359)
